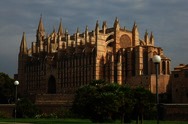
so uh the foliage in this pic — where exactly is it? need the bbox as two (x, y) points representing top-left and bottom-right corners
(72, 80), (135, 123)
(34, 106), (75, 119)
(0, 111), (7, 118)
(72, 80), (120, 122)
(16, 98), (39, 118)
(132, 86), (155, 124)
(55, 107), (75, 118)
(117, 85), (134, 123)
(72, 80), (155, 123)
(0, 72), (14, 104)
(35, 113), (58, 119)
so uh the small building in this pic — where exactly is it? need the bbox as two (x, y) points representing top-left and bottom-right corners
(170, 64), (188, 103)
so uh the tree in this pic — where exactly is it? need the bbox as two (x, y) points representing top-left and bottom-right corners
(72, 80), (135, 123)
(72, 80), (121, 122)
(133, 86), (155, 124)
(72, 80), (155, 123)
(117, 85), (134, 123)
(0, 72), (14, 104)
(16, 98), (39, 118)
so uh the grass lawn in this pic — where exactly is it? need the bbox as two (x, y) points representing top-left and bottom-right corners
(0, 118), (188, 124)
(0, 118), (91, 124)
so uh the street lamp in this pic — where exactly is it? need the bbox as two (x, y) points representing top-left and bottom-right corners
(152, 55), (161, 124)
(14, 80), (19, 121)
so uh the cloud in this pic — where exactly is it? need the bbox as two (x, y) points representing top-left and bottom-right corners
(0, 0), (188, 76)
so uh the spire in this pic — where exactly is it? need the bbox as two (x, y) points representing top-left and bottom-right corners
(65, 29), (68, 34)
(123, 26), (126, 30)
(58, 18), (63, 36)
(114, 17), (118, 24)
(144, 30), (149, 44)
(150, 32), (154, 46)
(20, 32), (27, 54)
(102, 21), (107, 34)
(65, 29), (69, 41)
(114, 17), (120, 30)
(85, 25), (88, 36)
(85, 25), (89, 43)
(85, 25), (88, 32)
(37, 15), (45, 42)
(102, 21), (107, 28)
(76, 27), (80, 33)
(95, 20), (99, 33)
(37, 15), (45, 33)
(132, 21), (137, 30)
(132, 21), (140, 46)
(150, 32), (154, 40)
(53, 26), (56, 33)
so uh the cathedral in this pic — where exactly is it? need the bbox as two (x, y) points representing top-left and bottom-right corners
(17, 17), (170, 102)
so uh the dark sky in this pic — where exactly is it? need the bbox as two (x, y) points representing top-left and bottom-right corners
(0, 0), (188, 77)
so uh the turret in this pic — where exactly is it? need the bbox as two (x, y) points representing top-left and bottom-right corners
(113, 17), (120, 31)
(53, 26), (58, 43)
(144, 30), (149, 45)
(65, 29), (70, 48)
(102, 21), (107, 34)
(19, 32), (28, 55)
(85, 25), (89, 43)
(32, 42), (36, 54)
(150, 32), (154, 46)
(95, 20), (99, 34)
(53, 26), (56, 33)
(132, 22), (140, 46)
(76, 27), (80, 46)
(76, 27), (79, 34)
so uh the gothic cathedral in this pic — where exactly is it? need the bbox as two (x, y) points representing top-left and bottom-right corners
(17, 17), (170, 100)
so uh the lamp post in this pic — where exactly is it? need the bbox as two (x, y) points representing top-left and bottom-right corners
(152, 55), (161, 124)
(14, 80), (19, 122)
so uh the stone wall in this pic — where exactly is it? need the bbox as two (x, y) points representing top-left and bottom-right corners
(0, 104), (15, 118)
(36, 103), (71, 114)
(1, 103), (188, 121)
(161, 104), (188, 121)
(35, 94), (74, 104)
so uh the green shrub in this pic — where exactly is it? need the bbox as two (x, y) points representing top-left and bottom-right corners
(0, 111), (7, 118)
(35, 113), (57, 119)
(16, 98), (39, 118)
(56, 107), (74, 118)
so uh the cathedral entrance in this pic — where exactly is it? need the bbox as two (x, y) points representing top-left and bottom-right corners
(47, 75), (56, 94)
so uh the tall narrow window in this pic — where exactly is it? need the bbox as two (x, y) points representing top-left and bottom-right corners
(162, 61), (166, 74)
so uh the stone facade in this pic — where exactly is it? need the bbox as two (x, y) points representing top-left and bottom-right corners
(170, 64), (188, 103)
(17, 17), (170, 102)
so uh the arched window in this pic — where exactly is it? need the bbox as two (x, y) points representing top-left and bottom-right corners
(167, 61), (170, 74)
(162, 61), (166, 74)
(48, 75), (56, 94)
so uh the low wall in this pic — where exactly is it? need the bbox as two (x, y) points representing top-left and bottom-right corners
(161, 104), (188, 121)
(1, 103), (188, 121)
(36, 103), (72, 114)
(0, 104), (15, 118)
